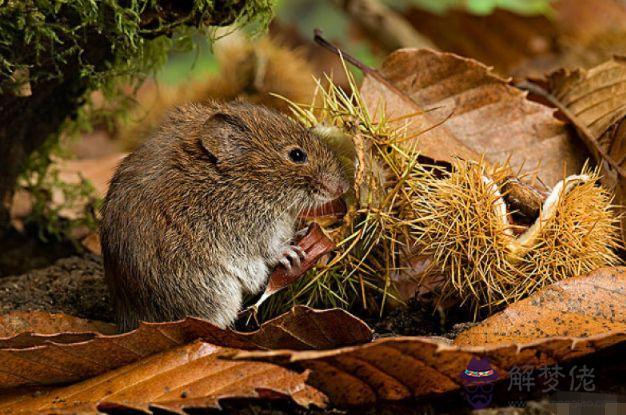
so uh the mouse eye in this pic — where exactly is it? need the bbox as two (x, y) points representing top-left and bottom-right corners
(288, 148), (308, 164)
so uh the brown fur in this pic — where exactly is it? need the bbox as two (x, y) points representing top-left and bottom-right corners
(101, 101), (348, 331)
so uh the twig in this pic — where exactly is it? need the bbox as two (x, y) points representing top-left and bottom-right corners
(313, 29), (423, 112)
(314, 29), (376, 78)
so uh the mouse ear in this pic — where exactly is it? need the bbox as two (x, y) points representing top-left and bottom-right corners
(201, 112), (249, 160)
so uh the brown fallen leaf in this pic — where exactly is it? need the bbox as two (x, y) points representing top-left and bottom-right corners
(247, 223), (336, 313)
(527, 57), (626, 245)
(233, 332), (625, 406)
(0, 311), (115, 349)
(231, 268), (625, 405)
(402, 0), (626, 78)
(454, 267), (626, 346)
(404, 8), (554, 76)
(360, 48), (586, 187)
(0, 306), (372, 389)
(0, 310), (115, 339)
(610, 118), (626, 247)
(0, 340), (327, 414)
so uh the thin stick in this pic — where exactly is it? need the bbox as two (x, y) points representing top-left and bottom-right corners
(314, 29), (423, 112)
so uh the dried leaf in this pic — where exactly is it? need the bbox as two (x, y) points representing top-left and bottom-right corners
(0, 341), (326, 414)
(404, 9), (553, 76)
(360, 48), (586, 187)
(542, 57), (626, 244)
(234, 332), (625, 406)
(249, 223), (336, 311)
(454, 267), (626, 346)
(610, 118), (626, 245)
(232, 270), (625, 406)
(0, 306), (372, 389)
(0, 311), (116, 348)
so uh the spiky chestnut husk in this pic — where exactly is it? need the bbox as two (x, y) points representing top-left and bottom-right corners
(254, 66), (402, 321)
(408, 160), (622, 315)
(265, 62), (622, 321)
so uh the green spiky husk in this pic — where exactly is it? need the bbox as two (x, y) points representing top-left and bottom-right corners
(257, 65), (622, 322)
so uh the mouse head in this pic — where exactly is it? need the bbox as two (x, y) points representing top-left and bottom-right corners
(199, 102), (349, 211)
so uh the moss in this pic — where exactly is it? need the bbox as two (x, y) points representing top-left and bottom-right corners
(0, 0), (274, 93)
(0, 0), (274, 239)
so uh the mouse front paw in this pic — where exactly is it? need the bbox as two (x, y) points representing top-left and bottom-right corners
(277, 245), (307, 275)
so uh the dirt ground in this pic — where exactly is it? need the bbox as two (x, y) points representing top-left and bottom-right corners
(0, 254), (113, 322)
(0, 252), (466, 338)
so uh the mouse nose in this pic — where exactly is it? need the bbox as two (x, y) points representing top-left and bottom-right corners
(337, 178), (350, 195)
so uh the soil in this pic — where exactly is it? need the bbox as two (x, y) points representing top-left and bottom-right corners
(371, 299), (478, 339)
(0, 253), (464, 339)
(0, 254), (113, 322)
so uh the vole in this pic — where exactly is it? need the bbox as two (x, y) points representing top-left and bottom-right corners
(101, 101), (349, 331)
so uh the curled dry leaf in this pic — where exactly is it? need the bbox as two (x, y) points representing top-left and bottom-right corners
(0, 306), (372, 389)
(536, 57), (626, 245)
(360, 48), (586, 188)
(0, 310), (115, 338)
(0, 311), (116, 348)
(454, 267), (626, 346)
(232, 271), (625, 406)
(0, 341), (327, 414)
(247, 223), (337, 312)
(234, 332), (625, 406)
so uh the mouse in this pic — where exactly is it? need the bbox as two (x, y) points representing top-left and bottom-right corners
(100, 101), (349, 331)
